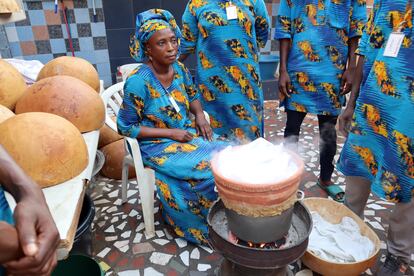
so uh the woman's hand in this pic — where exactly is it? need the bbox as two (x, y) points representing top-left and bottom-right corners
(278, 70), (291, 100)
(169, 129), (194, 142)
(195, 113), (213, 141)
(338, 106), (355, 137)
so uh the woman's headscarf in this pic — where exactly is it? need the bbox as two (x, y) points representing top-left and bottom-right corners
(129, 9), (182, 62)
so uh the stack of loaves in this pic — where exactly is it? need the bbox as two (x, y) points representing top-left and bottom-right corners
(0, 57), (105, 188)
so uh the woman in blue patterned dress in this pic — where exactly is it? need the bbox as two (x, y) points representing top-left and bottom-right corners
(338, 1), (414, 274)
(180, 0), (270, 142)
(275, 0), (366, 201)
(117, 9), (229, 244)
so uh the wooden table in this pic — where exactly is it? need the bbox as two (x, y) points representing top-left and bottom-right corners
(5, 130), (100, 260)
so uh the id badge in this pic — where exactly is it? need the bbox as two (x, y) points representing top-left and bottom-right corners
(383, 32), (405, 57)
(226, 4), (237, 20)
(169, 95), (180, 113)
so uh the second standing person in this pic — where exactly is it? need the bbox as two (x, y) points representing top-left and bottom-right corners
(275, 0), (366, 201)
(180, 0), (270, 142)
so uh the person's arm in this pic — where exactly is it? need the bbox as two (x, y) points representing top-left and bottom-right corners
(338, 56), (364, 137)
(180, 0), (200, 61)
(278, 39), (292, 100)
(190, 99), (212, 141)
(274, 0), (293, 100)
(340, 37), (359, 94)
(0, 145), (59, 275)
(254, 0), (270, 48)
(0, 222), (22, 263)
(117, 75), (194, 142)
(340, 0), (367, 94)
(179, 62), (213, 141)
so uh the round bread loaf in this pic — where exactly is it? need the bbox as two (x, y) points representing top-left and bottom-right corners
(0, 104), (15, 124)
(0, 112), (88, 188)
(98, 116), (123, 148)
(15, 75), (105, 132)
(0, 59), (27, 109)
(37, 56), (100, 92)
(101, 139), (136, 180)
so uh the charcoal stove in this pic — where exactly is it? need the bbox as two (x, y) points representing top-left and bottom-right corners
(207, 199), (312, 276)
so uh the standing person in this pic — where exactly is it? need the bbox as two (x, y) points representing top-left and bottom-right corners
(338, 1), (414, 274)
(119, 9), (229, 244)
(275, 0), (366, 202)
(0, 145), (59, 276)
(180, 0), (270, 142)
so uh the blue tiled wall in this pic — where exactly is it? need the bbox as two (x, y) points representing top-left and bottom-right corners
(3, 0), (112, 87)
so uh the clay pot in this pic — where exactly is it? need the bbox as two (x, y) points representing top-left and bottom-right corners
(211, 150), (304, 217)
(0, 112), (88, 188)
(100, 140), (136, 180)
(15, 75), (105, 132)
(37, 56), (100, 92)
(302, 198), (381, 276)
(0, 59), (27, 109)
(0, 104), (14, 124)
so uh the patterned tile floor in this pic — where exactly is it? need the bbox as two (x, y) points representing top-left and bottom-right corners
(81, 101), (413, 275)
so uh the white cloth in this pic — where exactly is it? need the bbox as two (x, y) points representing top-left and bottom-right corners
(5, 58), (44, 84)
(308, 212), (375, 263)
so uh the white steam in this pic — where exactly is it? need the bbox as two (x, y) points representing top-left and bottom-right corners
(216, 138), (299, 184)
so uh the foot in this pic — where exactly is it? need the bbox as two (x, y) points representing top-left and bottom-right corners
(318, 179), (345, 202)
(375, 253), (411, 276)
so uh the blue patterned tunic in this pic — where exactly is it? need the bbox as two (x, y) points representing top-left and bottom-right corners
(275, 0), (366, 116)
(181, 0), (270, 141)
(117, 62), (228, 244)
(338, 0), (414, 203)
(0, 186), (13, 224)
(0, 185), (13, 275)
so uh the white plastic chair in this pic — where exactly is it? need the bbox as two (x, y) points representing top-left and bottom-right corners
(100, 81), (156, 238)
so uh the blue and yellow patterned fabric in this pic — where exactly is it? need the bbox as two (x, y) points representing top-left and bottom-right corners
(338, 0), (414, 203)
(0, 185), (13, 275)
(117, 62), (228, 244)
(275, 0), (366, 116)
(181, 0), (270, 142)
(129, 9), (182, 62)
(0, 185), (13, 225)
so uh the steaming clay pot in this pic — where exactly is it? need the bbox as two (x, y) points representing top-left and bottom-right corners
(211, 149), (304, 242)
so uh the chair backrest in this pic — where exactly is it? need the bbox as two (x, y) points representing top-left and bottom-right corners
(100, 81), (125, 133)
(119, 63), (141, 81)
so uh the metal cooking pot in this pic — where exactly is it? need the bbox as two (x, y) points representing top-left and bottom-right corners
(225, 191), (304, 243)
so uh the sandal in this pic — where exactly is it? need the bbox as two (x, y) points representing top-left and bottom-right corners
(317, 180), (345, 203)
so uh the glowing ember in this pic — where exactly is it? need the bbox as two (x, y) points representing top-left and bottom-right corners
(228, 231), (287, 249)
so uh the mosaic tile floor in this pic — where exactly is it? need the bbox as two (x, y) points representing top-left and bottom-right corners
(82, 101), (414, 276)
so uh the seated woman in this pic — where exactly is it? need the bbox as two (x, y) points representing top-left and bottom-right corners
(117, 9), (228, 244)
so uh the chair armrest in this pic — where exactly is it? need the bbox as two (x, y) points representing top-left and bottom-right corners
(124, 137), (146, 176)
(105, 114), (118, 133)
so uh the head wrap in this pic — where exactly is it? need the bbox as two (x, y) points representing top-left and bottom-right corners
(129, 9), (181, 62)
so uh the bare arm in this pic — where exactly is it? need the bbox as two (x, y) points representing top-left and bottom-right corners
(138, 127), (194, 142)
(0, 145), (59, 275)
(0, 222), (22, 264)
(278, 38), (292, 99)
(347, 56), (364, 109)
(338, 56), (364, 137)
(190, 99), (212, 141)
(340, 36), (360, 95)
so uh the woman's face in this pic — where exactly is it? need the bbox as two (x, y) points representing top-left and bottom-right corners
(146, 28), (178, 66)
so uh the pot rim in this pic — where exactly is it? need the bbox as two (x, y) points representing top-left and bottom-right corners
(211, 148), (304, 191)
